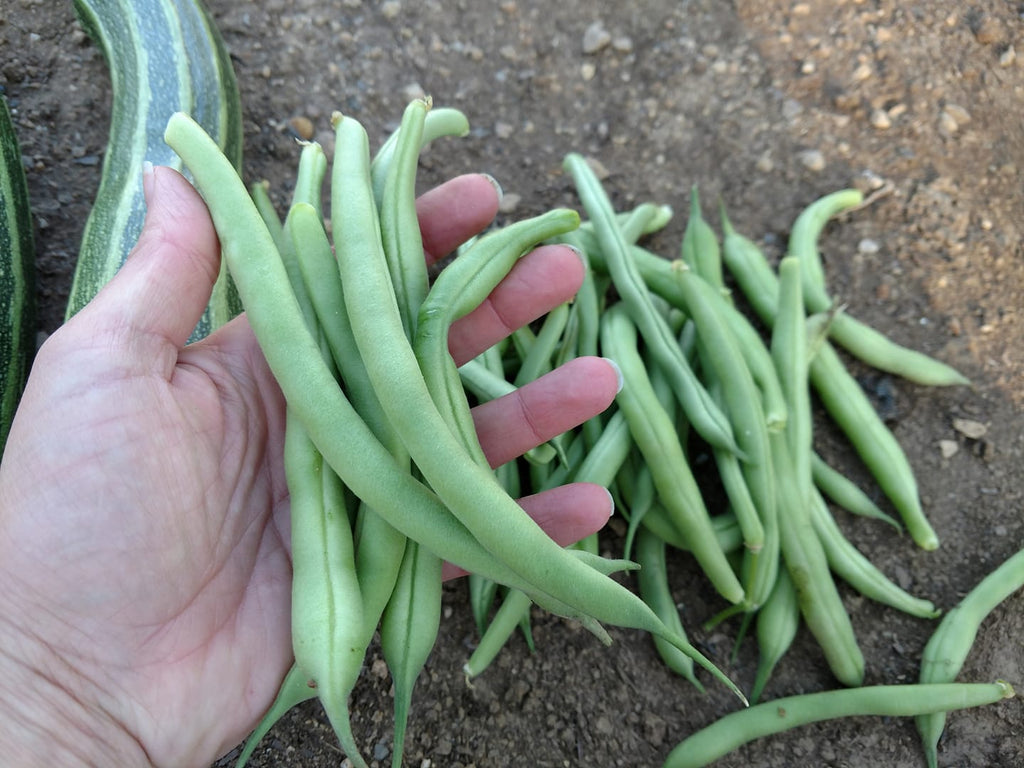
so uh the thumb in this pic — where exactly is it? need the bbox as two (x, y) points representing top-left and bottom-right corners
(77, 163), (223, 361)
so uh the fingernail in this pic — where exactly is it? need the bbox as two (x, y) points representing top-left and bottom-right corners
(480, 172), (503, 204)
(601, 357), (624, 393)
(141, 161), (155, 200)
(603, 486), (616, 518)
(563, 242), (586, 265)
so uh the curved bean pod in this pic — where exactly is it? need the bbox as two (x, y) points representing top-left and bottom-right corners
(564, 153), (740, 455)
(600, 302), (745, 605)
(663, 681), (1014, 768)
(636, 525), (705, 691)
(810, 491), (939, 619)
(916, 548), (1024, 767)
(749, 568), (800, 704)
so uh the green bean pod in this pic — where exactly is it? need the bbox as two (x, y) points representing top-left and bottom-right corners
(370, 105), (470, 207)
(771, 430), (865, 688)
(916, 548), (1024, 768)
(720, 216), (938, 550)
(463, 587), (535, 678)
(680, 186), (724, 291)
(811, 452), (901, 530)
(663, 681), (1014, 768)
(380, 540), (443, 768)
(600, 302), (745, 605)
(635, 526), (705, 691)
(286, 414), (368, 768)
(564, 153), (740, 456)
(642, 508), (744, 558)
(787, 188), (863, 312)
(676, 264), (776, 609)
(810, 491), (939, 619)
(379, 97), (430, 337)
(749, 567), (800, 704)
(235, 663), (318, 767)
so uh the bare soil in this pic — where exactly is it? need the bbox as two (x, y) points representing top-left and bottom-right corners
(3, 1), (1023, 766)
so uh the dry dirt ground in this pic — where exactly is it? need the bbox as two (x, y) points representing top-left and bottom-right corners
(3, 1), (1023, 766)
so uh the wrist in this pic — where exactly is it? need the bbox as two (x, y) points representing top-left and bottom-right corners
(0, 607), (152, 767)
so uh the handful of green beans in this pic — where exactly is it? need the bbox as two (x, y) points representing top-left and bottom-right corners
(163, 101), (752, 768)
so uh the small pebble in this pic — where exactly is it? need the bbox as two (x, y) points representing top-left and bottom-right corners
(939, 110), (960, 134)
(852, 62), (873, 82)
(497, 192), (521, 214)
(582, 21), (611, 54)
(857, 238), (880, 254)
(999, 45), (1016, 67)
(944, 103), (972, 125)
(612, 36), (634, 53)
(798, 148), (826, 172)
(381, 0), (400, 19)
(971, 14), (1003, 45)
(870, 108), (891, 129)
(953, 417), (988, 440)
(939, 439), (959, 459)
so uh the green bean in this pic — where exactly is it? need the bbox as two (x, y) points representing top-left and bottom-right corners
(379, 98), (430, 337)
(810, 491), (939, 618)
(811, 452), (901, 530)
(380, 540), (443, 768)
(642, 508), (743, 557)
(416, 208), (580, 465)
(513, 300), (570, 387)
(810, 343), (937, 549)
(828, 309), (971, 386)
(720, 216), (938, 550)
(286, 412), (368, 768)
(916, 548), (1024, 768)
(772, 257), (811, 487)
(787, 189), (863, 313)
(370, 105), (470, 207)
(681, 186), (723, 290)
(771, 430), (865, 688)
(290, 140), (328, 215)
(663, 681), (1014, 768)
(738, 196), (969, 386)
(635, 525), (705, 691)
(676, 264), (776, 609)
(235, 663), (317, 767)
(749, 568), (800, 704)
(564, 153), (740, 456)
(250, 179), (286, 253)
(570, 409), (632, 488)
(166, 111), (741, 700)
(463, 587), (534, 678)
(600, 302), (744, 605)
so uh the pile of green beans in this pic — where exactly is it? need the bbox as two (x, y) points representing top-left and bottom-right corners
(163, 102), (751, 768)
(458, 156), (1017, 766)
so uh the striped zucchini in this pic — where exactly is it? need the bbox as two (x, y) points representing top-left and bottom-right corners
(66, 0), (243, 341)
(0, 94), (35, 451)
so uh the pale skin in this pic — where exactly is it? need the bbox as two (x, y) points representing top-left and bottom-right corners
(0, 166), (619, 767)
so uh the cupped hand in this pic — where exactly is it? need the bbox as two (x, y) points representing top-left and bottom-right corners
(0, 166), (618, 767)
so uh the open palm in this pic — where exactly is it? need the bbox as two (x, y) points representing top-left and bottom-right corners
(0, 167), (618, 767)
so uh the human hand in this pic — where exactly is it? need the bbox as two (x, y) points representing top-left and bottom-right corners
(0, 165), (618, 767)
